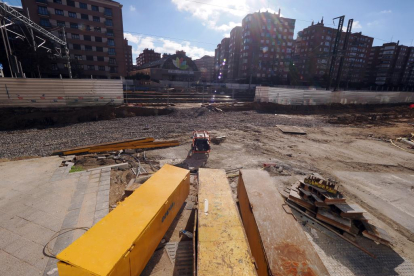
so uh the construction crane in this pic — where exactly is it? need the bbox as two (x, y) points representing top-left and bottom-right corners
(0, 1), (72, 78)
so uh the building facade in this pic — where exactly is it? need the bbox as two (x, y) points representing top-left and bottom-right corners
(22, 0), (127, 79)
(194, 55), (214, 82)
(240, 10), (296, 83)
(123, 38), (133, 75)
(136, 48), (161, 67)
(293, 20), (373, 86)
(213, 43), (221, 82)
(365, 42), (414, 87)
(217, 38), (229, 81)
(227, 26), (242, 82)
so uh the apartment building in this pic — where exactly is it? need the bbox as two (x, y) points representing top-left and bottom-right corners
(293, 20), (373, 86)
(136, 49), (161, 67)
(365, 42), (414, 86)
(215, 37), (229, 81)
(194, 55), (214, 82)
(123, 38), (133, 75)
(240, 10), (296, 83)
(227, 26), (242, 82)
(213, 43), (221, 81)
(22, 0), (126, 79)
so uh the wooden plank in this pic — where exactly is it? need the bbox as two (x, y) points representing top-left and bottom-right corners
(197, 169), (257, 276)
(362, 221), (392, 246)
(334, 203), (367, 218)
(288, 188), (316, 212)
(87, 141), (180, 153)
(317, 209), (352, 232)
(238, 170), (329, 276)
(276, 125), (307, 135)
(53, 137), (155, 155)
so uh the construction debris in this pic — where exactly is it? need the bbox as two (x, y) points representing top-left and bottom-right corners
(276, 125), (307, 135)
(52, 137), (179, 155)
(286, 174), (392, 251)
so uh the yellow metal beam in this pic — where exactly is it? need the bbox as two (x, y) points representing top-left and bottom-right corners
(57, 164), (190, 276)
(197, 168), (257, 276)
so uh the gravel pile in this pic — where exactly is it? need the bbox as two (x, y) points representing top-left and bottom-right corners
(0, 108), (329, 158)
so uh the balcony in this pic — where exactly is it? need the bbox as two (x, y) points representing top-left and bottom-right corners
(36, 0), (48, 5)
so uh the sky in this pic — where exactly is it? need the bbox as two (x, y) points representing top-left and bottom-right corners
(7, 0), (414, 64)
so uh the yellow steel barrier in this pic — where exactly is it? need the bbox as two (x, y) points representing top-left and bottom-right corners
(197, 168), (257, 276)
(57, 164), (190, 276)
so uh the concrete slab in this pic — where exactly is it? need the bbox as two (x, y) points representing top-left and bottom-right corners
(0, 157), (110, 276)
(333, 171), (414, 235)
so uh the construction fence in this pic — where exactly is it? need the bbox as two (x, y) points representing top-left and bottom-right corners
(255, 86), (414, 105)
(0, 78), (123, 108)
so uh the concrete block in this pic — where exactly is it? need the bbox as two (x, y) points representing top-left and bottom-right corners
(0, 250), (40, 276)
(97, 189), (110, 198)
(61, 209), (80, 229)
(98, 185), (110, 192)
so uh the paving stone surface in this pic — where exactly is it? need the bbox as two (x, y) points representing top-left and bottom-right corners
(0, 156), (110, 276)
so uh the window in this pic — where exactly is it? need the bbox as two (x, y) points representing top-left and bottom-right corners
(70, 23), (78, 29)
(92, 5), (99, 11)
(85, 45), (93, 51)
(81, 14), (89, 20)
(94, 27), (101, 32)
(107, 39), (115, 46)
(95, 36), (102, 42)
(86, 55), (94, 61)
(72, 44), (81, 50)
(79, 2), (87, 9)
(108, 48), (115, 55)
(104, 8), (113, 16)
(105, 19), (113, 27)
(55, 9), (64, 16)
(54, 0), (62, 3)
(67, 0), (75, 7)
(51, 64), (58, 71)
(87, 65), (95, 71)
(96, 46), (103, 52)
(74, 54), (83, 60)
(109, 58), (116, 64)
(57, 21), (65, 27)
(38, 6), (48, 16)
(97, 56), (104, 61)
(98, 66), (105, 71)
(106, 29), (114, 36)
(110, 66), (117, 73)
(68, 12), (76, 18)
(93, 16), (100, 22)
(71, 33), (80, 39)
(84, 35), (91, 41)
(40, 18), (51, 27)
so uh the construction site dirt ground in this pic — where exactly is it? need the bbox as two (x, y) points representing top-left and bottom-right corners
(1, 105), (414, 274)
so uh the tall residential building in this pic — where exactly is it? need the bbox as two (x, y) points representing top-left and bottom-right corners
(401, 48), (414, 87)
(227, 26), (242, 82)
(194, 55), (214, 82)
(240, 10), (296, 83)
(218, 38), (230, 81)
(22, 0), (127, 79)
(136, 48), (161, 67)
(213, 43), (221, 81)
(365, 42), (414, 86)
(123, 38), (133, 75)
(293, 19), (373, 86)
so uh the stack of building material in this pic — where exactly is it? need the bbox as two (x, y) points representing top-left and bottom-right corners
(288, 174), (392, 246)
(52, 137), (179, 155)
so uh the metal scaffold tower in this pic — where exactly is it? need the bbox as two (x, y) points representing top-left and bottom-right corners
(0, 1), (72, 78)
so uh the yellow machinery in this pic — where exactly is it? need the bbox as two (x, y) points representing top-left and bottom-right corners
(57, 164), (190, 276)
(197, 168), (257, 276)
